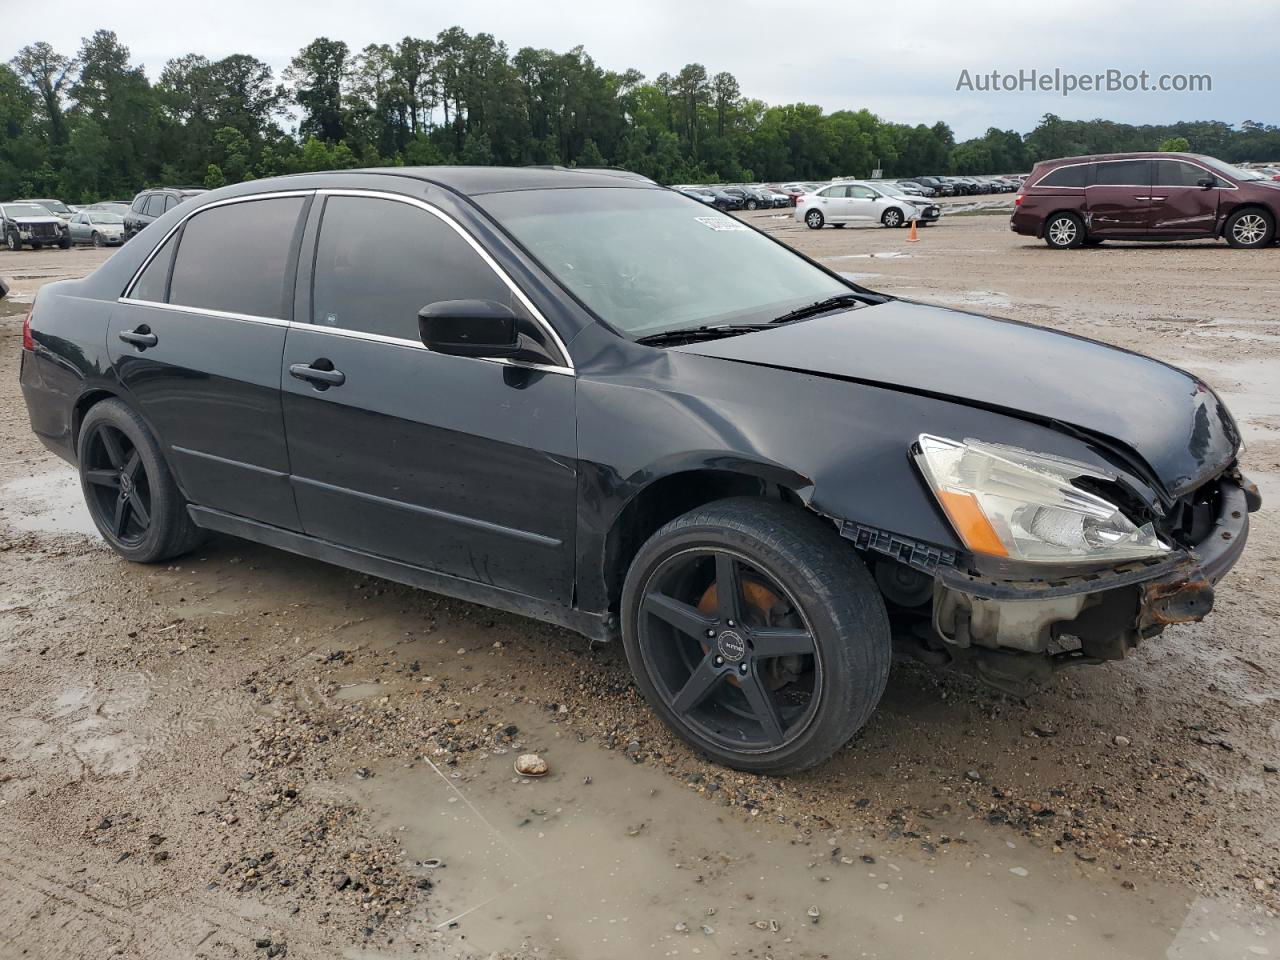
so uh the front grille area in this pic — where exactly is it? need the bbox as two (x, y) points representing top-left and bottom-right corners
(1164, 477), (1224, 548)
(30, 223), (57, 238)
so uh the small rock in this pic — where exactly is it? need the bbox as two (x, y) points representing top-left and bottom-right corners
(700, 924), (714, 936)
(674, 921), (688, 933)
(1121, 879), (1135, 890)
(861, 854), (876, 864)
(515, 753), (549, 777)
(1263, 762), (1278, 774)
(965, 770), (982, 783)
(1031, 722), (1057, 738)
(807, 905), (820, 923)
(1113, 735), (1131, 748)
(624, 740), (642, 761)
(1255, 878), (1268, 892)
(335, 874), (351, 892)
(255, 938), (272, 949)
(1009, 866), (1028, 877)
(354, 767), (372, 780)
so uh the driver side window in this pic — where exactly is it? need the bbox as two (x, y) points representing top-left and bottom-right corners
(310, 196), (556, 364)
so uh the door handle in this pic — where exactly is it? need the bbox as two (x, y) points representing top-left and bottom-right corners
(1133, 196), (1150, 201)
(118, 326), (158, 349)
(289, 361), (345, 388)
(1150, 196), (1167, 202)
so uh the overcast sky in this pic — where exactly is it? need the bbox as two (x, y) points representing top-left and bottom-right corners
(4, 0), (1274, 139)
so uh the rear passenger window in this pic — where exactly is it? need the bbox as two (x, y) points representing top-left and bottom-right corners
(1093, 160), (1150, 186)
(144, 195), (166, 217)
(1155, 160), (1209, 187)
(130, 233), (177, 302)
(311, 196), (514, 341)
(131, 196), (147, 213)
(1036, 165), (1089, 188)
(168, 197), (305, 319)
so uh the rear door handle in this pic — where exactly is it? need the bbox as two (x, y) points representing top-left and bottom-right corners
(118, 326), (158, 349)
(289, 361), (346, 388)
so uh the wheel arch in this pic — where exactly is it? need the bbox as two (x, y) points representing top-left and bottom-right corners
(1040, 208), (1084, 240)
(598, 462), (817, 617)
(1218, 201), (1276, 238)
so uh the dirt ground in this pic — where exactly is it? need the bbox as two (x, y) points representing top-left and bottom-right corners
(1, 213), (1279, 960)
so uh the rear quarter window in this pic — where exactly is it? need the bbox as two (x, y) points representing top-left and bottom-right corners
(1035, 165), (1090, 188)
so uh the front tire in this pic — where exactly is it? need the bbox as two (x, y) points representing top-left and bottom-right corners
(621, 498), (891, 774)
(881, 208), (904, 228)
(4, 231), (20, 251)
(77, 399), (204, 563)
(1044, 212), (1084, 249)
(92, 232), (104, 248)
(804, 210), (825, 229)
(1224, 208), (1275, 249)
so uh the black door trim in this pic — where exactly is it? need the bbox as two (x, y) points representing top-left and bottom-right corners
(289, 474), (563, 547)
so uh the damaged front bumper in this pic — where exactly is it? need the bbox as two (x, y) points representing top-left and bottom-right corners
(930, 475), (1256, 662)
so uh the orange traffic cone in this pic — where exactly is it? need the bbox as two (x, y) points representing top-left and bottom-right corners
(906, 218), (920, 243)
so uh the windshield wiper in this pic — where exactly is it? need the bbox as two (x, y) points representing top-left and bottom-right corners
(635, 324), (773, 346)
(770, 293), (864, 325)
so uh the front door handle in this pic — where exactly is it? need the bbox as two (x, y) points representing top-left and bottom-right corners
(118, 326), (158, 349)
(289, 360), (346, 388)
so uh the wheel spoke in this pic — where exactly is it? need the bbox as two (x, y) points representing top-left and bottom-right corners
(750, 627), (814, 659)
(112, 497), (131, 537)
(98, 428), (126, 469)
(122, 450), (141, 481)
(670, 652), (724, 715)
(715, 554), (743, 623)
(740, 671), (786, 745)
(84, 469), (120, 489)
(128, 491), (150, 529)
(643, 591), (715, 640)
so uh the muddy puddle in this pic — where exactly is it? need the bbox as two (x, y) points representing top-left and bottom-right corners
(0, 465), (98, 536)
(334, 694), (1278, 959)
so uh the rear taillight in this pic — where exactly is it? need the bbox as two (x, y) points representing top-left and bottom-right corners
(1014, 194), (1023, 206)
(21, 307), (35, 351)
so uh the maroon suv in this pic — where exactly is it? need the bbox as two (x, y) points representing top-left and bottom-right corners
(1011, 152), (1279, 249)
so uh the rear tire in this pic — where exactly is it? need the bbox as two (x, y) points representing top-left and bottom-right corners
(77, 399), (205, 563)
(1224, 208), (1275, 249)
(746, 200), (758, 211)
(1044, 212), (1084, 249)
(805, 210), (824, 229)
(621, 498), (891, 774)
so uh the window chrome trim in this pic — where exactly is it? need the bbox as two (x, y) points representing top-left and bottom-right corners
(316, 188), (574, 372)
(117, 187), (575, 376)
(1029, 157), (1239, 192)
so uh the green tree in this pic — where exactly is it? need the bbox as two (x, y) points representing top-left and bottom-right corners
(203, 163), (226, 188)
(286, 38), (350, 143)
(1159, 136), (1191, 152)
(9, 41), (77, 145)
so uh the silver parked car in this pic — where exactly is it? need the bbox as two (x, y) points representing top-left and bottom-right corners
(794, 181), (942, 229)
(68, 209), (127, 246)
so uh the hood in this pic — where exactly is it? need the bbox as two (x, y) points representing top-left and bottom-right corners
(10, 216), (63, 227)
(674, 299), (1239, 498)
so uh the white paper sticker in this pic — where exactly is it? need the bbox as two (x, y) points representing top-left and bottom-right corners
(694, 215), (747, 232)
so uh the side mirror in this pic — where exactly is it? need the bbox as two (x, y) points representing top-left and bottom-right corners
(417, 299), (520, 359)
(1197, 177), (1215, 189)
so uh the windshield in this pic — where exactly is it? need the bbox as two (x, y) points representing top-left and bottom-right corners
(91, 212), (124, 224)
(33, 199), (70, 214)
(481, 187), (852, 338)
(1195, 156), (1266, 182)
(4, 203), (54, 218)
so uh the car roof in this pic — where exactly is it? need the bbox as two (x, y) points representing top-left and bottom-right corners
(1036, 151), (1208, 167)
(301, 165), (660, 197)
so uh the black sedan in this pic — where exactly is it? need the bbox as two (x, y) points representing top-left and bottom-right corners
(19, 167), (1258, 773)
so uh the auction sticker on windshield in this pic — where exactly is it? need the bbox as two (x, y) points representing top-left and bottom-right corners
(695, 215), (747, 231)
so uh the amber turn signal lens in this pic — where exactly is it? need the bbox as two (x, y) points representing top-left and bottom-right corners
(935, 489), (1009, 558)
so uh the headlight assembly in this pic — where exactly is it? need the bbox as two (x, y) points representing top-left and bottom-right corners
(914, 434), (1168, 564)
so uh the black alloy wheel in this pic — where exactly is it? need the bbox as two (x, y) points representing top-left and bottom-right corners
(76, 399), (204, 563)
(82, 422), (153, 547)
(622, 498), (891, 773)
(637, 546), (822, 752)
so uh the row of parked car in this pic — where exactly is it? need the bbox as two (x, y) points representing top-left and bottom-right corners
(676, 174), (1026, 211)
(1, 187), (208, 251)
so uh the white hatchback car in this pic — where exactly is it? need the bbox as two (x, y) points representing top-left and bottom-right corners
(795, 181), (941, 230)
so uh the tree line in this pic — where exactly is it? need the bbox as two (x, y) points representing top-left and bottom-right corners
(3, 28), (1278, 203)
